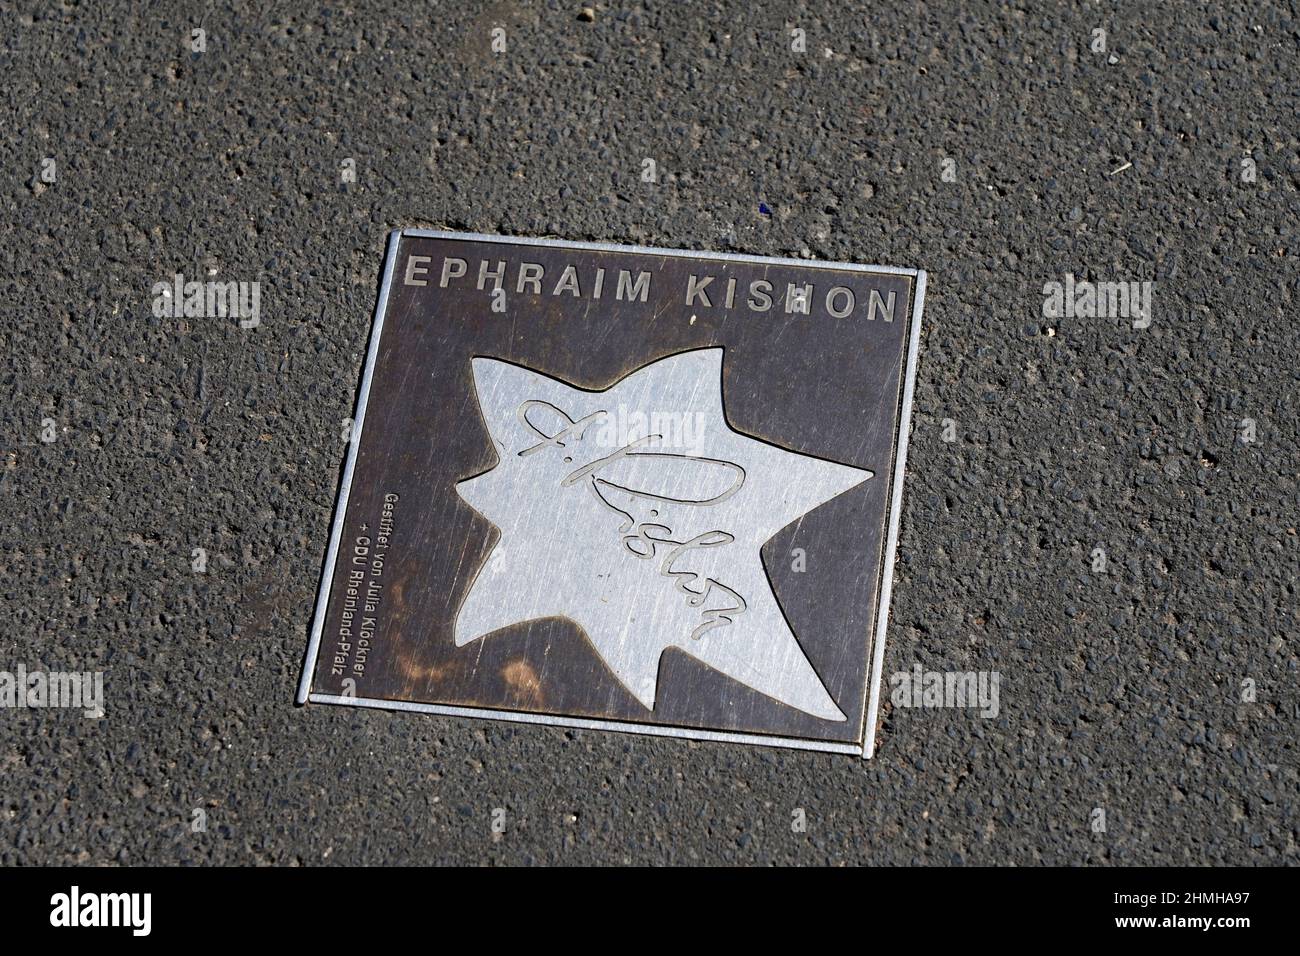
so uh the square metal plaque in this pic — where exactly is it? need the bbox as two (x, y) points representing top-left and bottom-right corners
(298, 230), (925, 757)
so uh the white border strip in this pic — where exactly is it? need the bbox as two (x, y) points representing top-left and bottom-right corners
(295, 230), (402, 704)
(309, 694), (863, 755)
(298, 229), (926, 759)
(862, 271), (926, 757)
(401, 228), (920, 278)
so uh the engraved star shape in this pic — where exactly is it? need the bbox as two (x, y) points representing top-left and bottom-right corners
(454, 348), (872, 720)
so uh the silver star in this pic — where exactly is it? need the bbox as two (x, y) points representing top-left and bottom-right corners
(455, 348), (872, 720)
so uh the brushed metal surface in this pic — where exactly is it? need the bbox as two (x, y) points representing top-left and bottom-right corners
(455, 348), (872, 720)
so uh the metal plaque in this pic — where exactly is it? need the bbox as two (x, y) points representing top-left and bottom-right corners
(297, 230), (925, 757)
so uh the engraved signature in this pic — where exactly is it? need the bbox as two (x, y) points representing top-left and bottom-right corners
(517, 399), (747, 640)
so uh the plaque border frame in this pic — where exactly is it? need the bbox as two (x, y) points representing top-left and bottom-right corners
(296, 229), (927, 759)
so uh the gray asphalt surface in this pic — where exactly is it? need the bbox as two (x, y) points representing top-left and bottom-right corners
(3, 1), (1297, 865)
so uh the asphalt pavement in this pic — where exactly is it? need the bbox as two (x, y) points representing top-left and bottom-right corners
(2, 1), (1297, 864)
